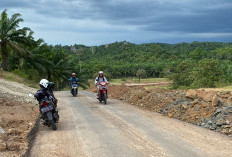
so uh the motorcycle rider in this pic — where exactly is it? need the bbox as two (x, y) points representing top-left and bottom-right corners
(35, 79), (58, 109)
(69, 73), (79, 88)
(34, 79), (59, 127)
(95, 71), (108, 98)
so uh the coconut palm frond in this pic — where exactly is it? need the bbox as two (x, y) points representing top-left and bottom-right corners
(8, 41), (30, 55)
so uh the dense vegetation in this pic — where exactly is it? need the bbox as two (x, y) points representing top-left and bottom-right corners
(59, 41), (232, 89)
(1, 10), (232, 89)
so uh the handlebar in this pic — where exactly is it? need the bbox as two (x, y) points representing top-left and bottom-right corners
(99, 82), (108, 85)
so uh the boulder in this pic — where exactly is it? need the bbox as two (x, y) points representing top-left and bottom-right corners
(192, 99), (199, 105)
(185, 90), (197, 99)
(186, 89), (218, 102)
(216, 118), (228, 126)
(212, 109), (221, 117)
(0, 141), (6, 151)
(221, 128), (229, 134)
(210, 125), (217, 130)
(226, 96), (232, 104)
(0, 127), (5, 134)
(168, 113), (173, 118)
(226, 107), (232, 113)
(197, 90), (217, 102)
(212, 95), (220, 107)
(182, 104), (189, 109)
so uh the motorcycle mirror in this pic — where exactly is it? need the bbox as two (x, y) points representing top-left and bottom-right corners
(28, 93), (34, 98)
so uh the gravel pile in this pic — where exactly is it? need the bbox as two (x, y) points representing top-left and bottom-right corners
(0, 79), (37, 104)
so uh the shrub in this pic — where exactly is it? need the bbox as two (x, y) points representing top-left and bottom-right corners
(136, 69), (147, 82)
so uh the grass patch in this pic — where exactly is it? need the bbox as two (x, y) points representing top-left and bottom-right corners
(218, 85), (232, 91)
(87, 77), (170, 89)
(221, 85), (232, 89)
(144, 85), (172, 90)
(110, 77), (169, 84)
(0, 70), (38, 88)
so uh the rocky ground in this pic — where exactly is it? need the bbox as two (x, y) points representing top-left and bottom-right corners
(88, 84), (232, 136)
(0, 78), (39, 157)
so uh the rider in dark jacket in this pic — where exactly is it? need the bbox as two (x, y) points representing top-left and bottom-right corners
(35, 79), (58, 108)
(69, 73), (79, 88)
(34, 79), (59, 125)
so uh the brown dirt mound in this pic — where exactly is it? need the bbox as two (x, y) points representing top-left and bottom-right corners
(0, 97), (38, 157)
(101, 85), (232, 136)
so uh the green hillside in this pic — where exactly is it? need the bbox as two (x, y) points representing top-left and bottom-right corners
(1, 9), (232, 89)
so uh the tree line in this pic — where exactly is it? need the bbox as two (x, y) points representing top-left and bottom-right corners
(1, 9), (232, 89)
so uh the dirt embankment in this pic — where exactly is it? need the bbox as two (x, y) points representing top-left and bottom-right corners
(0, 79), (39, 157)
(91, 84), (232, 136)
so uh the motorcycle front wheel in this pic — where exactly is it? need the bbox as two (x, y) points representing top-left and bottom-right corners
(71, 89), (77, 97)
(103, 93), (107, 105)
(99, 97), (102, 103)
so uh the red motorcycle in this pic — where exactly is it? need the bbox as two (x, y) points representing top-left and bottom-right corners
(98, 81), (108, 104)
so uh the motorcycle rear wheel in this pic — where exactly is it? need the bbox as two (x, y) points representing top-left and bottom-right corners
(50, 120), (57, 130)
(46, 111), (57, 130)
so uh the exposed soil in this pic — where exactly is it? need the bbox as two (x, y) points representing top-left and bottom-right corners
(89, 84), (232, 136)
(0, 79), (38, 157)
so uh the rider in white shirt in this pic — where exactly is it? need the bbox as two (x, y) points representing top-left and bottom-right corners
(95, 71), (108, 98)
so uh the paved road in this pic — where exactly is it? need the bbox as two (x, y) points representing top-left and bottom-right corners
(30, 91), (232, 157)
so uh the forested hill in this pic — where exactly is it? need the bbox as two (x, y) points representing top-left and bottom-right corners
(2, 9), (232, 90)
(52, 41), (232, 88)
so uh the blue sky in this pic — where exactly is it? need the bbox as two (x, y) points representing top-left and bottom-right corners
(1, 0), (232, 45)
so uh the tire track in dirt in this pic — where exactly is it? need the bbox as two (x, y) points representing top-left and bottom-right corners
(30, 92), (87, 157)
(81, 96), (167, 157)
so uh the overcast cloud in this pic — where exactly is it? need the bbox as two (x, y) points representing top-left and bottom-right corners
(1, 0), (232, 45)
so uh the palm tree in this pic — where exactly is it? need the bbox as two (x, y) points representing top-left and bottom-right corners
(0, 9), (35, 70)
(46, 49), (72, 89)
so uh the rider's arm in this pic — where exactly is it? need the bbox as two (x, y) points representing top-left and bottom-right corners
(104, 77), (108, 83)
(95, 77), (98, 85)
(34, 90), (43, 101)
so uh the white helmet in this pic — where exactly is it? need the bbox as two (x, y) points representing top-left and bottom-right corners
(39, 79), (49, 88)
(99, 71), (103, 74)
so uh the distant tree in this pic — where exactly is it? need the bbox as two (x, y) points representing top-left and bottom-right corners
(191, 59), (224, 88)
(189, 47), (207, 60)
(216, 47), (232, 60)
(136, 69), (147, 82)
(0, 9), (35, 70)
(167, 61), (194, 89)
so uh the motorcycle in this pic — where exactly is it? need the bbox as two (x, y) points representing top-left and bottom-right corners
(48, 91), (58, 108)
(29, 94), (59, 130)
(39, 97), (59, 130)
(97, 81), (108, 105)
(71, 82), (79, 97)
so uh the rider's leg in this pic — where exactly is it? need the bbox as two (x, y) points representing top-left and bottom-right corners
(96, 85), (100, 98)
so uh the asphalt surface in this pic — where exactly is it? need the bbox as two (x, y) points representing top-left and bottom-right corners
(30, 91), (232, 157)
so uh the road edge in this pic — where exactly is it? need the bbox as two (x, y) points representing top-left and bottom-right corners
(21, 116), (40, 157)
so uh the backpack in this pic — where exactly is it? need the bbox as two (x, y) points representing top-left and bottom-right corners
(96, 77), (105, 82)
